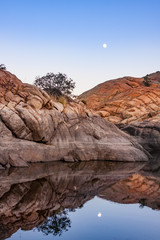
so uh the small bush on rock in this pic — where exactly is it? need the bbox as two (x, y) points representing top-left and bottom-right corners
(143, 75), (151, 87)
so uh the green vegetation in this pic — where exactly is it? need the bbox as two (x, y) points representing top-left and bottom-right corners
(34, 72), (75, 96)
(0, 64), (6, 70)
(143, 74), (151, 87)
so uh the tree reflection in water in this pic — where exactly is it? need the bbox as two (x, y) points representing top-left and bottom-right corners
(37, 209), (71, 236)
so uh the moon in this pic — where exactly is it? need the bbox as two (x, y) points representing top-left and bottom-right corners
(103, 43), (107, 48)
(97, 212), (102, 217)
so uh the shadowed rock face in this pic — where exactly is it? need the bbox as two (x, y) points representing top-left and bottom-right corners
(0, 161), (160, 239)
(79, 71), (160, 124)
(118, 121), (160, 152)
(0, 69), (150, 167)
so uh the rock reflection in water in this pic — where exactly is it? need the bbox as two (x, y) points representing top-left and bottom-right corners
(0, 160), (160, 239)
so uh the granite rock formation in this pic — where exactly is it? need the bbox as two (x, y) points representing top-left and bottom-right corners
(79, 71), (160, 152)
(0, 69), (150, 167)
(79, 71), (160, 124)
(118, 121), (160, 152)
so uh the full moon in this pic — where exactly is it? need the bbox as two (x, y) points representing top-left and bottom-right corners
(103, 43), (107, 48)
(97, 212), (102, 217)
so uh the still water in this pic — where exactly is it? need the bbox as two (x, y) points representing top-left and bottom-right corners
(0, 160), (160, 240)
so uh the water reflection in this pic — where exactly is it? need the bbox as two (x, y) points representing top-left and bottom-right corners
(37, 209), (71, 236)
(0, 160), (160, 239)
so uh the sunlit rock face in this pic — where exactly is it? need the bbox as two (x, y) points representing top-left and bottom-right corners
(79, 71), (160, 152)
(79, 71), (160, 124)
(0, 161), (160, 239)
(0, 69), (150, 167)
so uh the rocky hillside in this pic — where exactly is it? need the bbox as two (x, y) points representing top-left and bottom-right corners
(79, 71), (160, 124)
(0, 70), (150, 167)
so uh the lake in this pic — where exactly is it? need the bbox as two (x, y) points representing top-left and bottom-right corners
(0, 160), (160, 240)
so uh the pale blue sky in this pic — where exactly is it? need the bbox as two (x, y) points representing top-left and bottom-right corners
(0, 0), (160, 94)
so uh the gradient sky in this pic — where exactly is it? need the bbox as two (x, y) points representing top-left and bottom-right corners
(0, 0), (160, 95)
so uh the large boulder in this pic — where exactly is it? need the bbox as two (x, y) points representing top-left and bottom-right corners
(0, 70), (150, 167)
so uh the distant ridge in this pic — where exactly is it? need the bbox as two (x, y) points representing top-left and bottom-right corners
(79, 71), (160, 124)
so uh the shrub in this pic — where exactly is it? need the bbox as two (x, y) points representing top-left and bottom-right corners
(34, 72), (75, 96)
(143, 75), (151, 87)
(0, 64), (6, 70)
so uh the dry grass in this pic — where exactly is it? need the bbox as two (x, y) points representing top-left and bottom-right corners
(58, 96), (68, 107)
(49, 94), (68, 107)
